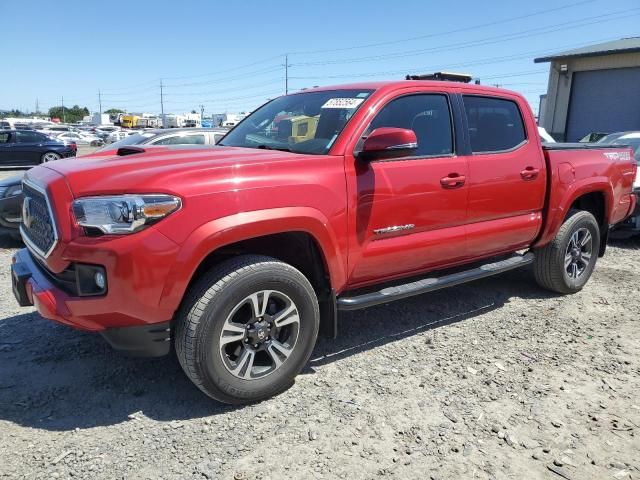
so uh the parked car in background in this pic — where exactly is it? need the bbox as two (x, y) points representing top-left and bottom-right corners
(96, 127), (226, 152)
(579, 132), (609, 143)
(0, 130), (76, 166)
(599, 132), (640, 237)
(94, 126), (120, 134)
(39, 125), (80, 135)
(0, 174), (23, 240)
(0, 128), (226, 239)
(105, 130), (138, 144)
(56, 131), (104, 147)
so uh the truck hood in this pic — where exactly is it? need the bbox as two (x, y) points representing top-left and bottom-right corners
(41, 145), (319, 198)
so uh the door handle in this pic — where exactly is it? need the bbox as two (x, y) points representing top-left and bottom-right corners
(440, 173), (466, 189)
(520, 166), (540, 180)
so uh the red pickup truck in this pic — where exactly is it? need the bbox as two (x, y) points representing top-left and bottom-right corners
(11, 80), (637, 404)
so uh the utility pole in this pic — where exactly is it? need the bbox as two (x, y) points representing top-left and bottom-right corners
(199, 104), (204, 122)
(61, 96), (65, 123)
(160, 79), (165, 128)
(283, 54), (292, 95)
(98, 90), (102, 116)
(35, 98), (39, 115)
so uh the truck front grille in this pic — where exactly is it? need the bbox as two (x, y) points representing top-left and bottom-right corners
(20, 181), (57, 257)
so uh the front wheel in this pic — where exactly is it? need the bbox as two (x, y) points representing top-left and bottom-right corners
(534, 210), (600, 294)
(174, 255), (320, 404)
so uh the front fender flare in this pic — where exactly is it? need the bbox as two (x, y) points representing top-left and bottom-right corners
(158, 206), (347, 313)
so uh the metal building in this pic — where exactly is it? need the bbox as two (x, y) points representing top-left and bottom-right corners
(535, 37), (640, 142)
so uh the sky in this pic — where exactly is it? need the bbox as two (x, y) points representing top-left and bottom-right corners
(2, 0), (639, 117)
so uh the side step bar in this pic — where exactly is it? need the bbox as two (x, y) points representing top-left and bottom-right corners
(337, 252), (534, 311)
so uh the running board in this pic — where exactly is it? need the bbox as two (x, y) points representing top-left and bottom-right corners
(337, 252), (534, 311)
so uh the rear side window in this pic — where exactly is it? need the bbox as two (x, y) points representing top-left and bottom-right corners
(0, 132), (11, 143)
(463, 96), (526, 153)
(368, 94), (453, 157)
(16, 131), (47, 143)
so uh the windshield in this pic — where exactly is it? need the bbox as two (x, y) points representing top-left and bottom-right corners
(219, 89), (373, 155)
(97, 132), (154, 151)
(598, 134), (640, 162)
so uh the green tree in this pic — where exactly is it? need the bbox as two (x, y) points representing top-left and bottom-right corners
(48, 105), (90, 123)
(104, 108), (124, 114)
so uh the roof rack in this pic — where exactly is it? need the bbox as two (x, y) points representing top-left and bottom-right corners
(406, 72), (474, 83)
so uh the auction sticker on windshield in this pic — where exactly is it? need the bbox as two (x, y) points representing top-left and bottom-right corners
(322, 98), (365, 109)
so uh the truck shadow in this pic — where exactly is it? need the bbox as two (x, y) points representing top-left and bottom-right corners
(0, 267), (554, 431)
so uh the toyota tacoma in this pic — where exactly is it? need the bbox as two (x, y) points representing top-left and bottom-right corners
(11, 79), (637, 404)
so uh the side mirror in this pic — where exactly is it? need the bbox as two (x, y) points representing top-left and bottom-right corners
(360, 127), (417, 160)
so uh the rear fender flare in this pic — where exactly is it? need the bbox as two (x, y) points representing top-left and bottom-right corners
(535, 176), (613, 247)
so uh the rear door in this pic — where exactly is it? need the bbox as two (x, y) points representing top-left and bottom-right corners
(345, 91), (469, 286)
(461, 94), (546, 258)
(13, 131), (45, 165)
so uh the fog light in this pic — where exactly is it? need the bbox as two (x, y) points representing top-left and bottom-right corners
(95, 271), (106, 289)
(75, 264), (107, 296)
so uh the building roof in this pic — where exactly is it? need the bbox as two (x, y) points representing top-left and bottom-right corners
(534, 37), (640, 63)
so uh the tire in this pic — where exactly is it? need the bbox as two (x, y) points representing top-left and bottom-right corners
(534, 210), (600, 294)
(174, 255), (320, 404)
(41, 152), (61, 163)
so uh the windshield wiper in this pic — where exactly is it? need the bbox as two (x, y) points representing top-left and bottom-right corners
(256, 144), (291, 152)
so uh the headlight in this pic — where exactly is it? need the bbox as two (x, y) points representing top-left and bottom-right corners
(5, 184), (22, 197)
(72, 194), (181, 234)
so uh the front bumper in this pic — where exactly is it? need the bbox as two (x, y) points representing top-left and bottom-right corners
(11, 233), (179, 356)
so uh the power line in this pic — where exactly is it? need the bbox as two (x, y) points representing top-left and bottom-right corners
(163, 77), (284, 97)
(287, 36), (622, 81)
(160, 54), (285, 81)
(291, 9), (640, 67)
(165, 88), (283, 105)
(289, 0), (598, 55)
(163, 65), (283, 88)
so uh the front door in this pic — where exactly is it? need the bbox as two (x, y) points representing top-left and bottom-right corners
(0, 131), (13, 165)
(345, 93), (469, 286)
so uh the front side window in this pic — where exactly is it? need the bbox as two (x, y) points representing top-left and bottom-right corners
(0, 132), (11, 144)
(463, 96), (526, 153)
(219, 89), (373, 155)
(367, 94), (454, 157)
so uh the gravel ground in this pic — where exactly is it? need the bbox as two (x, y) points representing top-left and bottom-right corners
(0, 166), (638, 479)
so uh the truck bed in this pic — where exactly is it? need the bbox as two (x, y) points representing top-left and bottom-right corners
(534, 143), (637, 248)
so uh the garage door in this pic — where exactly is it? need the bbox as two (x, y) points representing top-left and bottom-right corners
(566, 67), (640, 142)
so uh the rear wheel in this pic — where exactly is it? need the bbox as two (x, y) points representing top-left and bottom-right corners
(534, 210), (600, 294)
(174, 255), (319, 404)
(41, 152), (61, 163)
